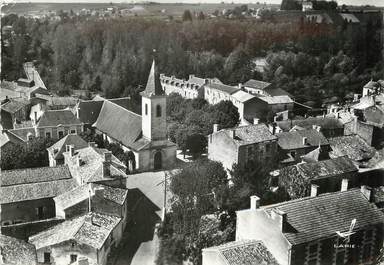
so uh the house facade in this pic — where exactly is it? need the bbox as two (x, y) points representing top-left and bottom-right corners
(236, 188), (384, 265)
(160, 74), (209, 99)
(208, 123), (278, 170)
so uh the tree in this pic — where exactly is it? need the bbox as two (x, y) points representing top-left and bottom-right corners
(209, 100), (240, 129)
(182, 10), (193, 22)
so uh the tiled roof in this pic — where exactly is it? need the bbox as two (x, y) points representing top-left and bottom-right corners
(37, 109), (82, 128)
(1, 165), (72, 186)
(140, 60), (164, 97)
(188, 76), (206, 86)
(277, 129), (329, 150)
(54, 185), (89, 210)
(47, 134), (88, 160)
(352, 96), (375, 110)
(262, 189), (384, 245)
(77, 100), (104, 124)
(264, 87), (292, 97)
(204, 240), (280, 265)
(99, 185), (128, 205)
(244, 79), (272, 90)
(206, 83), (240, 95)
(93, 100), (142, 149)
(231, 91), (255, 103)
(47, 96), (78, 108)
(215, 124), (277, 146)
(276, 117), (344, 131)
(0, 235), (37, 265)
(257, 95), (294, 104)
(1, 177), (77, 204)
(295, 156), (358, 181)
(29, 212), (121, 250)
(1, 98), (29, 114)
(329, 135), (376, 162)
(7, 127), (35, 142)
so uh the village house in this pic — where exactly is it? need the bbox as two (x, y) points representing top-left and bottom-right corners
(202, 240), (279, 265)
(243, 79), (290, 98)
(160, 74), (214, 99)
(46, 134), (88, 167)
(208, 123), (278, 171)
(274, 116), (345, 138)
(29, 212), (122, 265)
(276, 129), (330, 165)
(92, 60), (177, 172)
(5, 127), (37, 146)
(0, 97), (30, 129)
(0, 234), (38, 265)
(234, 188), (384, 265)
(63, 145), (127, 185)
(277, 156), (359, 199)
(36, 109), (84, 139)
(362, 79), (384, 97)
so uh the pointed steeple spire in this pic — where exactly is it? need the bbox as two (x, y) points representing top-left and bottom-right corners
(141, 59), (164, 97)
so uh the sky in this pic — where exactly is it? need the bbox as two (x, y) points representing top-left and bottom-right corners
(3, 0), (384, 4)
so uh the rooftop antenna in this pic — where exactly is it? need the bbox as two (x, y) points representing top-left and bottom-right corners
(336, 218), (356, 243)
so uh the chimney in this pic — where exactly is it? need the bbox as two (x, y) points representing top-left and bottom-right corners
(229, 129), (235, 139)
(250, 195), (260, 210)
(360, 186), (373, 202)
(341, 178), (349, 192)
(102, 151), (112, 178)
(271, 209), (287, 232)
(85, 213), (93, 224)
(310, 184), (319, 197)
(189, 74), (194, 80)
(253, 118), (260, 125)
(88, 142), (96, 148)
(66, 144), (74, 157)
(302, 137), (308, 145)
(213, 124), (219, 133)
(238, 83), (242, 89)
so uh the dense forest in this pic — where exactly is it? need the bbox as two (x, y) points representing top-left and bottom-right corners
(1, 12), (383, 108)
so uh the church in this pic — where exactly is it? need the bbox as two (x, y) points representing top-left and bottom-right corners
(92, 60), (177, 172)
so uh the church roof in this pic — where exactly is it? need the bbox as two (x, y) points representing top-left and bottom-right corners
(140, 60), (164, 97)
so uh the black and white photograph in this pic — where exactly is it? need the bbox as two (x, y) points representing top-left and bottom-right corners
(0, 0), (383, 264)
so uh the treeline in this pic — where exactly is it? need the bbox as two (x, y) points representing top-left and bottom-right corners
(1, 14), (383, 107)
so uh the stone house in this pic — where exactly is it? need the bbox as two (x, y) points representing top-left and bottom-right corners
(29, 212), (122, 265)
(235, 188), (384, 265)
(204, 82), (241, 105)
(208, 123), (278, 171)
(276, 129), (330, 166)
(36, 109), (84, 139)
(0, 165), (77, 227)
(277, 156), (359, 199)
(92, 60), (177, 172)
(160, 74), (211, 99)
(47, 134), (88, 167)
(1, 97), (30, 129)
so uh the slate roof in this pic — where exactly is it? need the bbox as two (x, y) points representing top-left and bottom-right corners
(77, 100), (104, 124)
(140, 60), (164, 97)
(276, 117), (344, 131)
(47, 134), (88, 160)
(340, 13), (360, 23)
(93, 100), (142, 150)
(0, 235), (37, 265)
(295, 156), (358, 181)
(54, 185), (89, 210)
(257, 95), (294, 105)
(188, 76), (206, 86)
(29, 212), (121, 250)
(231, 90), (256, 103)
(244, 79), (272, 90)
(37, 109), (82, 128)
(1, 165), (72, 187)
(47, 96), (78, 108)
(277, 129), (329, 150)
(206, 83), (240, 95)
(7, 127), (35, 142)
(329, 135), (376, 162)
(214, 124), (277, 146)
(1, 98), (29, 114)
(262, 189), (384, 245)
(204, 240), (280, 265)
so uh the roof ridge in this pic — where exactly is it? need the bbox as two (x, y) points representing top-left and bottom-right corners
(103, 98), (141, 118)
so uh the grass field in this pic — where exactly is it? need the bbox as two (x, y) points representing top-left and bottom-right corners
(2, 2), (279, 16)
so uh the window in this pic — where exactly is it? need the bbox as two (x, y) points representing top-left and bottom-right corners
(336, 251), (345, 265)
(70, 254), (77, 263)
(266, 143), (271, 153)
(36, 206), (44, 219)
(28, 134), (33, 141)
(45, 132), (51, 138)
(2, 221), (10, 226)
(70, 129), (76, 134)
(58, 131), (64, 138)
(44, 252), (50, 263)
(145, 104), (148, 115)
(156, 105), (161, 117)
